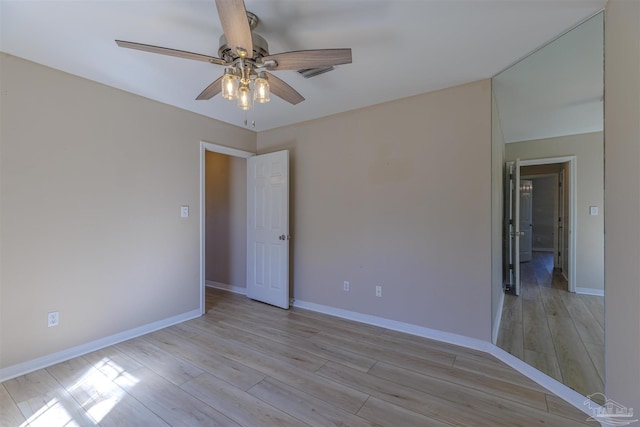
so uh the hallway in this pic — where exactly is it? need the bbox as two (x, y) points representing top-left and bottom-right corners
(497, 252), (604, 398)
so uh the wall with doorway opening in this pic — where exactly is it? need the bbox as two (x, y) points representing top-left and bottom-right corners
(506, 131), (603, 293)
(0, 53), (256, 373)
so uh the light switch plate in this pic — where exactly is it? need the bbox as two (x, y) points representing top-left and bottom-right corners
(589, 206), (599, 216)
(181, 205), (189, 218)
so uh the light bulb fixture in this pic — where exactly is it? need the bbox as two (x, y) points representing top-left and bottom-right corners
(253, 72), (270, 104)
(220, 64), (271, 111)
(221, 68), (239, 100)
(237, 83), (252, 110)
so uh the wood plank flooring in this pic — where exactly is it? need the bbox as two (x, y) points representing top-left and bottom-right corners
(497, 252), (605, 401)
(1, 287), (594, 426)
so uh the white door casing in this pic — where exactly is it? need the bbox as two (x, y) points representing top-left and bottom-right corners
(246, 150), (290, 309)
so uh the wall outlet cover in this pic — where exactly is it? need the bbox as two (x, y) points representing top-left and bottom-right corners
(48, 311), (59, 327)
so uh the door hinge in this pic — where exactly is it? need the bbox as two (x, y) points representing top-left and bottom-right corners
(509, 264), (514, 270)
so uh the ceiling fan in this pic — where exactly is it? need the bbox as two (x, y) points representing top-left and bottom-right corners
(116, 0), (352, 111)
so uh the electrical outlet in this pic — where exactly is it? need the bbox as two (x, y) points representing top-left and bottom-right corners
(181, 205), (189, 218)
(48, 311), (59, 327)
(343, 281), (350, 292)
(375, 286), (382, 297)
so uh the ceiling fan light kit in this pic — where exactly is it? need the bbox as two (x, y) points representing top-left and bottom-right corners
(220, 62), (270, 110)
(116, 0), (352, 122)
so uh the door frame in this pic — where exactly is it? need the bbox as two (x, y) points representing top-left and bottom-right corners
(518, 155), (577, 293)
(199, 141), (255, 315)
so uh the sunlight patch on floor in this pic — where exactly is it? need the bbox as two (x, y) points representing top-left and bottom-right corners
(19, 357), (139, 426)
(20, 397), (80, 427)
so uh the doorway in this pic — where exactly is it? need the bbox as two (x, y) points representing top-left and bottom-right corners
(521, 171), (564, 279)
(505, 156), (576, 295)
(199, 142), (292, 313)
(199, 141), (254, 314)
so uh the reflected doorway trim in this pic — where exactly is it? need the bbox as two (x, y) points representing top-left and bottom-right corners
(199, 141), (256, 315)
(518, 155), (577, 293)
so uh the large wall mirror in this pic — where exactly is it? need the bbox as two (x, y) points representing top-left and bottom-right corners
(491, 11), (604, 400)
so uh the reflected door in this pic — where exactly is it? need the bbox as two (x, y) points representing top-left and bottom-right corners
(505, 159), (522, 295)
(246, 150), (290, 309)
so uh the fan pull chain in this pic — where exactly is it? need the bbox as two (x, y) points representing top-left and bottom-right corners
(252, 108), (256, 128)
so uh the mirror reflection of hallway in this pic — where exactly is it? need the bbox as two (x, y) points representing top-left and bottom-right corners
(491, 11), (604, 400)
(499, 163), (603, 398)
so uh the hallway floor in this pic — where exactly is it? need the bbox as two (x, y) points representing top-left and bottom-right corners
(497, 252), (604, 399)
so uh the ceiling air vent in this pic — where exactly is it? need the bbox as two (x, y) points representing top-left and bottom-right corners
(297, 66), (335, 79)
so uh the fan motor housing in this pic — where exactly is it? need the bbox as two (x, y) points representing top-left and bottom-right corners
(218, 33), (269, 62)
(217, 12), (268, 62)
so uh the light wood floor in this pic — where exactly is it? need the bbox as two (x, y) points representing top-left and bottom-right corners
(497, 252), (605, 400)
(1, 287), (595, 426)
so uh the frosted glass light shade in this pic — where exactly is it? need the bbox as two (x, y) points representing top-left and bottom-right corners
(237, 84), (252, 110)
(221, 69), (239, 100)
(254, 74), (270, 103)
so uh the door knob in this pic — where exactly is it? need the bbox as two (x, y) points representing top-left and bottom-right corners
(279, 234), (291, 240)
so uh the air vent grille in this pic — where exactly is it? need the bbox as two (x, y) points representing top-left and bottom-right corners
(297, 66), (335, 79)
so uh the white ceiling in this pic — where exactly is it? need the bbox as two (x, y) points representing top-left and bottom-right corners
(0, 0), (606, 132)
(493, 11), (604, 143)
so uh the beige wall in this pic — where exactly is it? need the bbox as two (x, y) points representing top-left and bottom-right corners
(0, 54), (255, 369)
(258, 80), (492, 341)
(506, 132), (604, 291)
(529, 176), (556, 251)
(604, 0), (640, 411)
(205, 151), (247, 288)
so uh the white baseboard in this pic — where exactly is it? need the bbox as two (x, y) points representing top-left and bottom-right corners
(206, 280), (247, 295)
(489, 346), (602, 415)
(492, 290), (505, 344)
(292, 298), (601, 417)
(576, 287), (605, 297)
(293, 299), (493, 354)
(0, 309), (201, 383)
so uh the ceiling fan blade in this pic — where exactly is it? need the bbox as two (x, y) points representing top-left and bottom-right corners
(215, 0), (253, 58)
(116, 40), (226, 65)
(261, 49), (352, 71)
(266, 72), (305, 105)
(196, 77), (223, 100)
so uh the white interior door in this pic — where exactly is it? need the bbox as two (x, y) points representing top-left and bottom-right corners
(509, 159), (522, 296)
(246, 150), (290, 309)
(519, 179), (533, 263)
